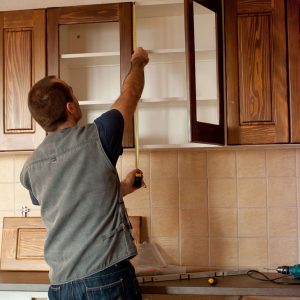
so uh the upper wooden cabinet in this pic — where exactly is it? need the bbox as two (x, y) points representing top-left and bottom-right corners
(0, 10), (46, 151)
(287, 0), (300, 143)
(47, 3), (134, 147)
(225, 0), (289, 144)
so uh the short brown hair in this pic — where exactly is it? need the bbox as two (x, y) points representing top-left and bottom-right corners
(28, 76), (73, 132)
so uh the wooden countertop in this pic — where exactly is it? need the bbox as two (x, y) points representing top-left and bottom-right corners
(0, 271), (299, 297)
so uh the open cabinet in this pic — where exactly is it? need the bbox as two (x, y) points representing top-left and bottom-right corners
(46, 0), (225, 149)
(135, 2), (188, 147)
(47, 3), (134, 147)
(135, 0), (224, 147)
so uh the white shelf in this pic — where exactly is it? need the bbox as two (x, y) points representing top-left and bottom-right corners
(60, 51), (120, 59)
(78, 97), (187, 107)
(196, 97), (218, 101)
(141, 97), (186, 103)
(79, 100), (113, 106)
(78, 97), (217, 107)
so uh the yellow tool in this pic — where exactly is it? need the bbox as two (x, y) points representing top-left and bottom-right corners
(132, 2), (143, 188)
(208, 277), (218, 286)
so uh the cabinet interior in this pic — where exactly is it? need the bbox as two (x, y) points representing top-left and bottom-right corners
(58, 0), (219, 148)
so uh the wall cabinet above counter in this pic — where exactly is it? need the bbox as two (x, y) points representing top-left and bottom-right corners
(225, 0), (300, 145)
(0, 0), (299, 151)
(0, 10), (45, 151)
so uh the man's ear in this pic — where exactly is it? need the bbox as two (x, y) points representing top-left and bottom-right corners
(66, 101), (75, 114)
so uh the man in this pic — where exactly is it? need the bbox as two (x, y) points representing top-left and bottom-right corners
(20, 47), (149, 300)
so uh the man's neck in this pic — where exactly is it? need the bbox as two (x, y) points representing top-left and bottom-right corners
(48, 120), (77, 134)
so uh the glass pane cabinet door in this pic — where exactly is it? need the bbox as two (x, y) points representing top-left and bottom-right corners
(185, 0), (224, 144)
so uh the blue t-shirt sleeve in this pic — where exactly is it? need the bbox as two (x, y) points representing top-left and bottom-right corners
(29, 190), (40, 206)
(94, 109), (124, 166)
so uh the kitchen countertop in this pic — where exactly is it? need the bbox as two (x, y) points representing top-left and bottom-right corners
(0, 271), (299, 297)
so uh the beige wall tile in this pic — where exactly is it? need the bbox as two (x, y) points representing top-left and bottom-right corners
(124, 184), (150, 209)
(180, 238), (209, 267)
(269, 238), (298, 267)
(2, 147), (300, 273)
(150, 237), (179, 265)
(297, 149), (300, 177)
(236, 150), (266, 178)
(180, 179), (207, 210)
(268, 207), (297, 238)
(178, 150), (207, 179)
(151, 178), (179, 208)
(180, 209), (208, 238)
(208, 178), (237, 208)
(207, 150), (236, 178)
(209, 208), (237, 237)
(297, 178), (300, 206)
(239, 238), (268, 268)
(0, 156), (14, 183)
(267, 177), (297, 207)
(151, 207), (179, 238)
(238, 208), (267, 237)
(210, 238), (238, 268)
(151, 151), (178, 180)
(266, 149), (296, 177)
(237, 178), (266, 208)
(0, 183), (14, 210)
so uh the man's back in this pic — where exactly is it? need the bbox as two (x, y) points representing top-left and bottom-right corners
(20, 123), (136, 284)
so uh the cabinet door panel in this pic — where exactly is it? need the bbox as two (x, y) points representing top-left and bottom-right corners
(4, 29), (32, 133)
(0, 10), (46, 150)
(225, 0), (288, 144)
(238, 14), (272, 123)
(288, 0), (300, 142)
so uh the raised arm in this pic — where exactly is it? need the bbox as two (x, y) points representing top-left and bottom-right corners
(112, 47), (149, 126)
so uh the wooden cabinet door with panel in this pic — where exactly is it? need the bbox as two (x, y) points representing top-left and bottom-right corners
(225, 0), (289, 144)
(0, 10), (46, 151)
(47, 3), (134, 147)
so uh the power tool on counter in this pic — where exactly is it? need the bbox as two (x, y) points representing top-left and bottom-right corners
(276, 264), (300, 279)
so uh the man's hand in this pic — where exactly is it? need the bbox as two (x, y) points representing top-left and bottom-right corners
(121, 168), (145, 196)
(131, 47), (149, 67)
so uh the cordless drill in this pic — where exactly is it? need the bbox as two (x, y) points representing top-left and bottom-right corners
(276, 264), (300, 279)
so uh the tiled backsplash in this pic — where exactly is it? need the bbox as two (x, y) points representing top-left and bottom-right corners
(1, 147), (300, 300)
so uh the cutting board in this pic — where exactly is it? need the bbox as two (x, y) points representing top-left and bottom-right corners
(1, 216), (141, 271)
